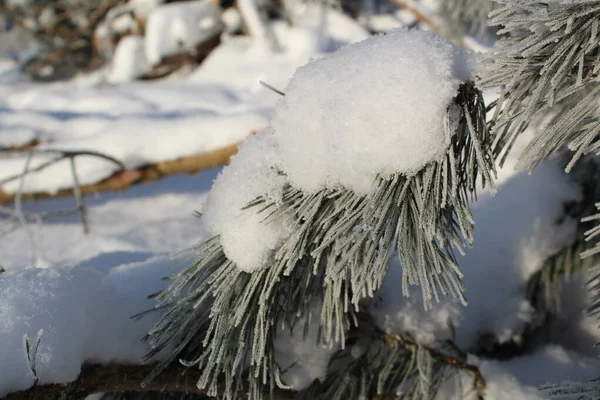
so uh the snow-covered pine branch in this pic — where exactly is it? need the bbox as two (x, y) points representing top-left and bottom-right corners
(483, 0), (600, 172)
(141, 29), (496, 399)
(481, 1), (600, 397)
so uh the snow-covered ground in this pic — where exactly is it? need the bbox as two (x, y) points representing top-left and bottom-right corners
(0, 7), (599, 400)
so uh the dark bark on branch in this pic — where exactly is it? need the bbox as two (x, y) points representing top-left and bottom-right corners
(0, 362), (293, 400)
(379, 328), (486, 399)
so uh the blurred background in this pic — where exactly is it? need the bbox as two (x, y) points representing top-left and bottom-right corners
(0, 0), (498, 271)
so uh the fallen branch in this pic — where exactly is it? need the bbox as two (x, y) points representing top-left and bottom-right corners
(0, 148), (125, 187)
(0, 142), (241, 205)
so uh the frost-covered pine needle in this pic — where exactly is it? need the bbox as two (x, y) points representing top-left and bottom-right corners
(482, 0), (600, 172)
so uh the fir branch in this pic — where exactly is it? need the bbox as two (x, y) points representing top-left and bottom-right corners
(141, 81), (495, 399)
(482, 0), (600, 171)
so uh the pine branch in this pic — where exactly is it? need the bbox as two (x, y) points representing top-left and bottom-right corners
(141, 81), (496, 399)
(526, 239), (595, 313)
(298, 314), (486, 400)
(482, 0), (600, 171)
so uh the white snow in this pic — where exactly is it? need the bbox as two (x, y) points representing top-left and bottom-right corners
(437, 347), (600, 400)
(0, 254), (187, 397)
(201, 130), (293, 272)
(130, 0), (164, 20)
(272, 29), (477, 194)
(144, 0), (224, 66)
(190, 6), (369, 94)
(236, 0), (267, 38)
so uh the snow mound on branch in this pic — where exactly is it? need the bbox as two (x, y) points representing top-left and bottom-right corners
(202, 130), (294, 272)
(272, 29), (476, 194)
(203, 29), (476, 272)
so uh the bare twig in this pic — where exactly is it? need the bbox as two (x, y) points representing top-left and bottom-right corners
(15, 151), (38, 267)
(69, 156), (89, 235)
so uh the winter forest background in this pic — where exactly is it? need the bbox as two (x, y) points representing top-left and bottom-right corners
(0, 0), (599, 399)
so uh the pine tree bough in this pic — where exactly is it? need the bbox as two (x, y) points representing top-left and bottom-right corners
(483, 0), (600, 172)
(141, 31), (496, 399)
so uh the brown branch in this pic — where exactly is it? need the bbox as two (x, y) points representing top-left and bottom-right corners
(0, 148), (125, 187)
(0, 362), (295, 400)
(0, 141), (243, 205)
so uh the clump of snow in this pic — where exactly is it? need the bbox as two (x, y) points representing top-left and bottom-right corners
(373, 159), (580, 349)
(145, 0), (224, 65)
(201, 130), (293, 272)
(271, 29), (477, 194)
(0, 255), (181, 397)
(201, 29), (475, 271)
(107, 36), (150, 84)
